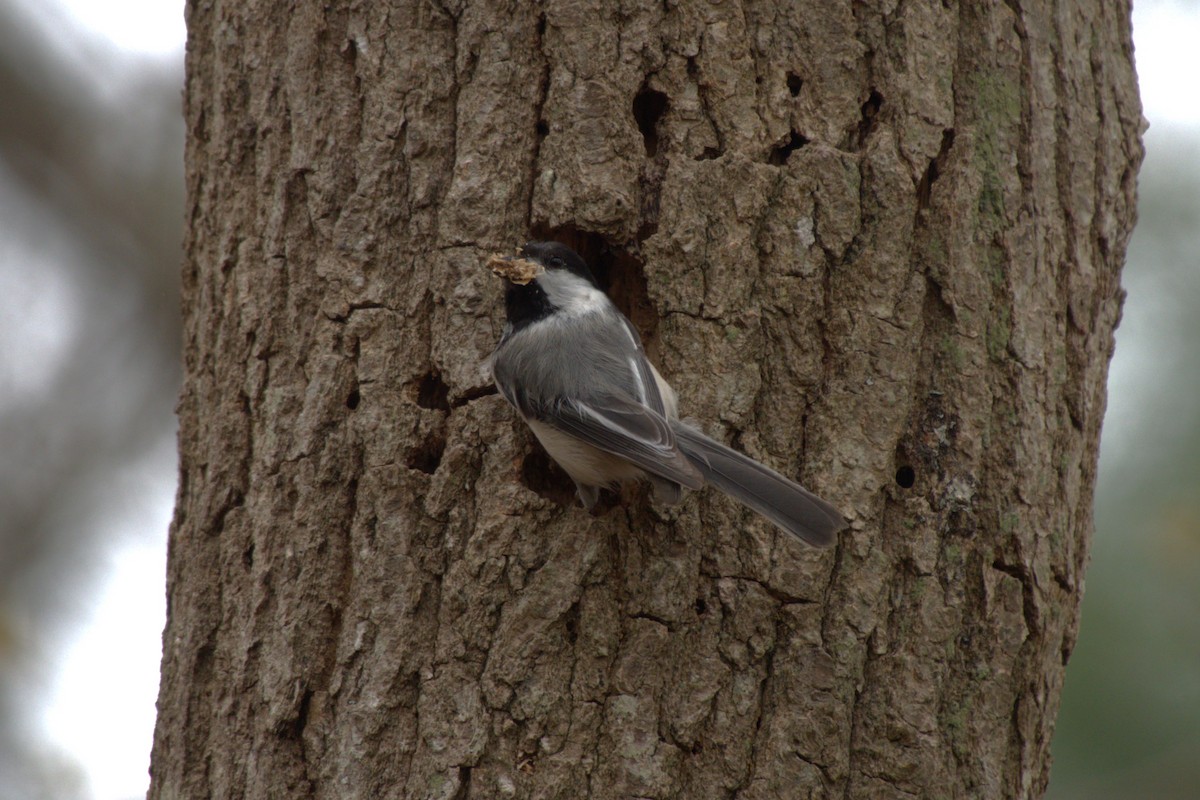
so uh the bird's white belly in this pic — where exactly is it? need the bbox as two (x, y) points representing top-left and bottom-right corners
(527, 419), (643, 487)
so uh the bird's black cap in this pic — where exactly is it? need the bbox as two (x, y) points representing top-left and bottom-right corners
(520, 241), (599, 287)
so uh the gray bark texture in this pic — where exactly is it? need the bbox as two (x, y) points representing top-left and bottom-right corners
(151, 1), (1142, 798)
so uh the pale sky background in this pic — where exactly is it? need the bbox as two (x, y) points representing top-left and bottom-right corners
(26, 6), (184, 800)
(20, 1), (1200, 799)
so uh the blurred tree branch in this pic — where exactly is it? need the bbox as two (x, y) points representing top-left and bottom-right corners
(0, 2), (184, 794)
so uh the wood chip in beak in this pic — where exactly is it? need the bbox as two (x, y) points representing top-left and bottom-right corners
(487, 253), (543, 285)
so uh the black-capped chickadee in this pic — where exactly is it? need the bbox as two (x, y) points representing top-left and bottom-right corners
(486, 241), (845, 547)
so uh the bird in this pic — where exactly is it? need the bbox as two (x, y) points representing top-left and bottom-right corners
(485, 240), (845, 547)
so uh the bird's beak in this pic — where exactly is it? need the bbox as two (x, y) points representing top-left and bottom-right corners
(486, 252), (543, 285)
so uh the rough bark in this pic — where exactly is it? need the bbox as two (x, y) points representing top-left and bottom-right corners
(152, 1), (1142, 798)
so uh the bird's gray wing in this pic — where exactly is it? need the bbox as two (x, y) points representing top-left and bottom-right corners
(533, 394), (703, 489)
(617, 317), (668, 417)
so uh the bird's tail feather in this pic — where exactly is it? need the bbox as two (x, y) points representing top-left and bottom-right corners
(671, 422), (844, 547)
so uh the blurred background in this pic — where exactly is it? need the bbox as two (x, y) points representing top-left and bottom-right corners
(0, 0), (1194, 798)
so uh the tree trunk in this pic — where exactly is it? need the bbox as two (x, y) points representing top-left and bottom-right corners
(151, 1), (1142, 798)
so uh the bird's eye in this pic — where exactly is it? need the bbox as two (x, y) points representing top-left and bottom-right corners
(549, 257), (564, 268)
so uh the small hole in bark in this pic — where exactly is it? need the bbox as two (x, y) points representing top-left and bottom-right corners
(521, 446), (579, 507)
(854, 89), (884, 148)
(694, 597), (707, 615)
(406, 433), (445, 475)
(413, 371), (450, 412)
(535, 119), (549, 137)
(895, 465), (915, 488)
(564, 602), (580, 644)
(345, 388), (360, 410)
(768, 130), (809, 165)
(916, 128), (955, 211)
(786, 72), (803, 96)
(696, 146), (722, 161)
(450, 384), (499, 408)
(276, 689), (313, 739)
(632, 87), (669, 157)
